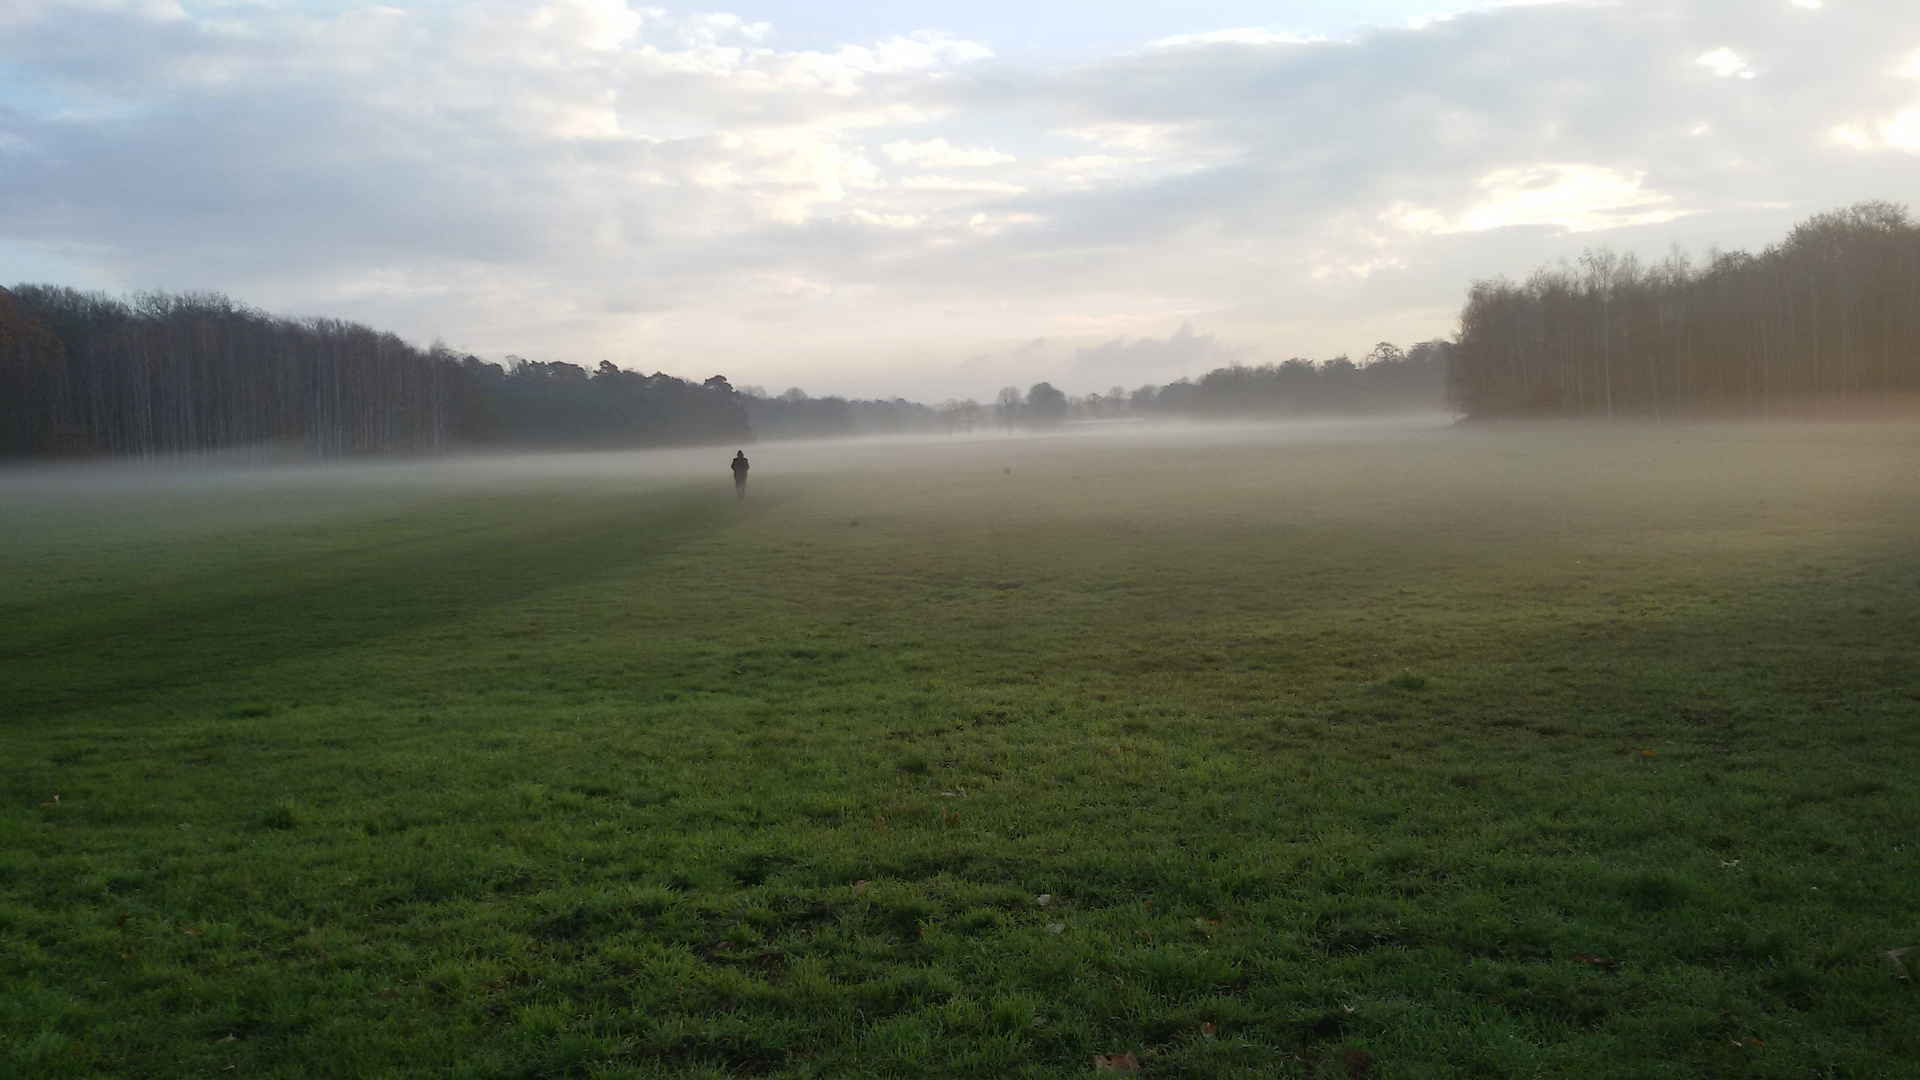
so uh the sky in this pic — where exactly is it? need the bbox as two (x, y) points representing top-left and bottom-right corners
(2, 0), (1917, 400)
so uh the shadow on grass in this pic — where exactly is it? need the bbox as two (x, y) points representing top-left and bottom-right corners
(1, 486), (744, 719)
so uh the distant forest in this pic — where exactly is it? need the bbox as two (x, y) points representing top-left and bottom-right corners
(742, 389), (939, 441)
(2, 286), (481, 457)
(0, 287), (748, 457)
(0, 281), (1452, 458)
(1449, 201), (1920, 418)
(1131, 342), (1451, 419)
(911, 346), (1451, 438)
(477, 360), (749, 450)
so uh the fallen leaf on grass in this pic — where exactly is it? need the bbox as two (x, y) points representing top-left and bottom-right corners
(1575, 953), (1618, 970)
(39, 795), (60, 807)
(1199, 1022), (1217, 1038)
(1035, 893), (1052, 907)
(1720, 860), (1740, 868)
(1887, 946), (1919, 979)
(1092, 1051), (1141, 1072)
(183, 927), (204, 939)
(1640, 749), (1656, 758)
(1730, 1037), (1764, 1049)
(854, 880), (868, 896)
(218, 1034), (237, 1044)
(119, 949), (132, 959)
(1047, 923), (1065, 934)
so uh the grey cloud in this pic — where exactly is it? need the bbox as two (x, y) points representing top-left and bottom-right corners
(1012, 2), (1916, 236)
(1, 0), (1915, 400)
(1073, 323), (1247, 379)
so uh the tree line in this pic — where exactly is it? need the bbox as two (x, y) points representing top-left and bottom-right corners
(1448, 201), (1920, 419)
(0, 285), (1470, 460)
(3, 285), (487, 457)
(739, 388), (939, 441)
(916, 351), (1450, 436)
(477, 359), (749, 449)
(1130, 342), (1451, 419)
(0, 286), (751, 457)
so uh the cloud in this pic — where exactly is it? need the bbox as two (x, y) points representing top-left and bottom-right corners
(1052, 122), (1199, 155)
(1696, 48), (1754, 79)
(1385, 165), (1687, 234)
(1879, 110), (1920, 150)
(1833, 49), (1920, 151)
(1, 0), (1915, 400)
(845, 209), (925, 229)
(1830, 112), (1920, 152)
(1044, 154), (1145, 171)
(1073, 323), (1245, 379)
(1149, 29), (1323, 49)
(0, 3), (993, 303)
(966, 211), (1036, 234)
(881, 137), (1014, 166)
(899, 176), (1026, 193)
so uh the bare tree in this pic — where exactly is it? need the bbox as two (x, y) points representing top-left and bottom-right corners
(995, 386), (1023, 432)
(1448, 202), (1920, 419)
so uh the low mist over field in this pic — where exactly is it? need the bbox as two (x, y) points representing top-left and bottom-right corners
(6, 419), (1920, 1076)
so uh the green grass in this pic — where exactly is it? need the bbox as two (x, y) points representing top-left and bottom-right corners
(3, 420), (1919, 1078)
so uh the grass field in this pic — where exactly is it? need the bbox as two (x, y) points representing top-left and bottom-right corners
(4, 419), (1919, 1079)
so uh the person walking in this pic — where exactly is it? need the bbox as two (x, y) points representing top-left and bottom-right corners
(731, 450), (750, 500)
